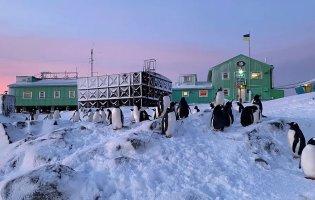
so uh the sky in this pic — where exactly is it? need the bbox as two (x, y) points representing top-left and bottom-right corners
(0, 0), (315, 95)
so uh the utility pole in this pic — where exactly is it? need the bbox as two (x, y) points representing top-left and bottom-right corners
(90, 49), (94, 77)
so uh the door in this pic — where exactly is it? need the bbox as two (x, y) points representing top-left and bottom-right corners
(237, 88), (246, 103)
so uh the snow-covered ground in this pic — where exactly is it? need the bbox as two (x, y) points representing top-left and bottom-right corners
(0, 93), (315, 200)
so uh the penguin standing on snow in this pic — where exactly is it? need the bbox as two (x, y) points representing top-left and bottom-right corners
(287, 122), (306, 158)
(100, 108), (106, 123)
(223, 101), (234, 127)
(301, 138), (315, 179)
(155, 96), (164, 119)
(70, 110), (81, 122)
(112, 105), (124, 130)
(252, 94), (265, 117)
(93, 109), (102, 123)
(130, 108), (135, 122)
(53, 110), (61, 120)
(139, 108), (150, 122)
(239, 104), (258, 127)
(214, 88), (225, 106)
(34, 110), (40, 121)
(162, 95), (171, 116)
(177, 97), (190, 119)
(106, 109), (112, 124)
(211, 105), (225, 131)
(161, 102), (177, 138)
(192, 106), (200, 114)
(132, 104), (141, 123)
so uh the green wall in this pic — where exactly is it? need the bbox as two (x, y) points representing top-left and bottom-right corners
(171, 88), (214, 104)
(10, 86), (77, 107)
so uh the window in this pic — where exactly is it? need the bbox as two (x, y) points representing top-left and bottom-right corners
(23, 91), (32, 99)
(222, 72), (229, 80)
(223, 88), (230, 96)
(39, 91), (45, 99)
(251, 72), (262, 79)
(182, 91), (189, 97)
(69, 91), (76, 98)
(54, 91), (61, 99)
(199, 90), (208, 97)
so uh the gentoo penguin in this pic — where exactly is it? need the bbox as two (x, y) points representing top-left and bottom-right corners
(100, 108), (106, 123)
(34, 110), (40, 121)
(93, 109), (102, 123)
(71, 110), (81, 122)
(83, 109), (94, 122)
(192, 106), (200, 114)
(139, 108), (150, 122)
(252, 94), (264, 117)
(177, 97), (190, 119)
(106, 109), (112, 124)
(223, 101), (234, 127)
(211, 105), (225, 131)
(53, 110), (61, 120)
(112, 106), (124, 130)
(236, 102), (244, 113)
(130, 108), (135, 122)
(161, 102), (177, 138)
(301, 138), (315, 179)
(155, 96), (164, 119)
(214, 88), (225, 106)
(161, 95), (171, 117)
(240, 105), (258, 127)
(252, 104), (261, 124)
(287, 122), (306, 158)
(132, 105), (141, 123)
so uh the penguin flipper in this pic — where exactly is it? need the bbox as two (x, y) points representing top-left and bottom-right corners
(292, 135), (299, 153)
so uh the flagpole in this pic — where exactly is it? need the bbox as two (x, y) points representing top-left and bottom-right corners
(248, 31), (251, 101)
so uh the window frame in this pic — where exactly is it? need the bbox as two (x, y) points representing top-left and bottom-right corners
(182, 91), (189, 97)
(199, 90), (208, 97)
(69, 90), (76, 99)
(23, 91), (32, 99)
(251, 71), (263, 79)
(221, 72), (230, 80)
(38, 91), (45, 99)
(223, 88), (230, 96)
(54, 90), (61, 99)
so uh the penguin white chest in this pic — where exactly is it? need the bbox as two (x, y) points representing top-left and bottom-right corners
(215, 91), (224, 106)
(166, 112), (177, 137)
(252, 106), (261, 123)
(133, 106), (140, 123)
(301, 145), (315, 179)
(287, 130), (300, 155)
(112, 108), (123, 129)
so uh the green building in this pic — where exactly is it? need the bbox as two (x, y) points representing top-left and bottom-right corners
(172, 54), (284, 104)
(8, 74), (78, 112)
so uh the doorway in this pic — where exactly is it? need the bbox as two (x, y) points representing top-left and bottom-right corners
(237, 88), (246, 103)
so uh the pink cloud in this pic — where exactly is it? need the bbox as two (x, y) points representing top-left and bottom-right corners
(0, 35), (223, 93)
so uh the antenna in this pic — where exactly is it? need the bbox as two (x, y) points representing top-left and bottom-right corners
(89, 49), (94, 77)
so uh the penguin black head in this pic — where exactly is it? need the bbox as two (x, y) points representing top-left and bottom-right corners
(253, 95), (261, 101)
(225, 101), (232, 109)
(307, 138), (315, 145)
(194, 106), (198, 109)
(287, 122), (300, 131)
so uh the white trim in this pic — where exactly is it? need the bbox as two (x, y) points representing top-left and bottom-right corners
(54, 90), (61, 99)
(222, 72), (230, 80)
(39, 91), (45, 99)
(23, 91), (32, 99)
(69, 90), (76, 98)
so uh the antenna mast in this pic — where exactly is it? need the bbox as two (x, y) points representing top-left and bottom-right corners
(90, 49), (94, 77)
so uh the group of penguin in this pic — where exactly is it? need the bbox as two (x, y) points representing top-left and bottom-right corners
(210, 88), (263, 131)
(287, 122), (315, 180)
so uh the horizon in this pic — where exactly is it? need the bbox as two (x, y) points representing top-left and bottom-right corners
(1, 1), (315, 95)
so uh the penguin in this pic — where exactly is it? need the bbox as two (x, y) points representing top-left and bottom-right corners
(240, 104), (258, 127)
(83, 109), (94, 122)
(301, 138), (315, 179)
(34, 110), (40, 121)
(106, 109), (112, 124)
(132, 105), (141, 123)
(44, 112), (53, 120)
(192, 106), (200, 114)
(99, 108), (106, 123)
(161, 102), (177, 138)
(214, 88), (225, 106)
(93, 109), (102, 123)
(139, 108), (150, 122)
(287, 122), (306, 158)
(161, 95), (171, 117)
(130, 108), (135, 122)
(112, 106), (124, 130)
(236, 102), (244, 113)
(0, 123), (10, 149)
(177, 97), (190, 119)
(223, 101), (234, 127)
(155, 96), (164, 119)
(70, 110), (81, 122)
(211, 105), (225, 131)
(53, 110), (61, 120)
(252, 104), (262, 124)
(252, 94), (265, 117)
(209, 102), (215, 109)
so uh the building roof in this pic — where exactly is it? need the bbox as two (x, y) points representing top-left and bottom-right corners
(8, 79), (77, 88)
(172, 81), (212, 90)
(210, 54), (274, 70)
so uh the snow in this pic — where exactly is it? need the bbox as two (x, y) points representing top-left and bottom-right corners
(0, 92), (314, 199)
